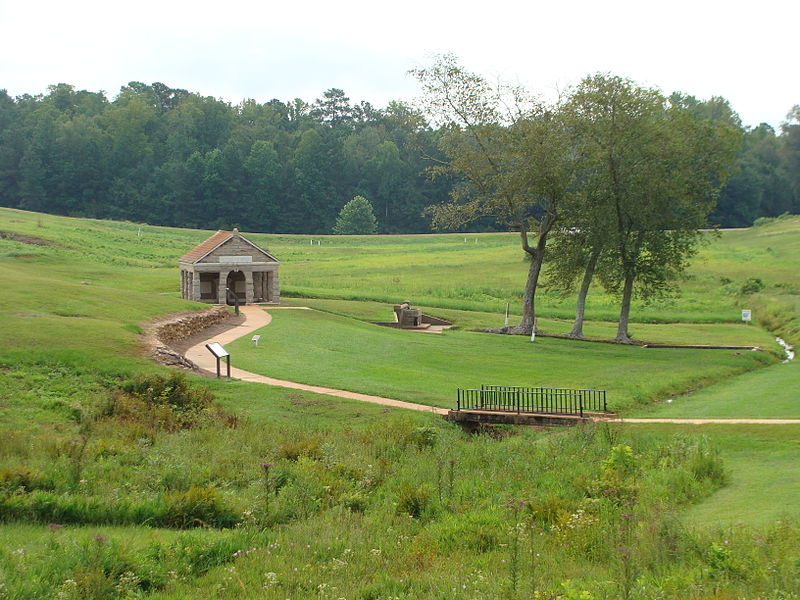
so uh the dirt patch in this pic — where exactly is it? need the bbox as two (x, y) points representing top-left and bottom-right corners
(0, 230), (56, 247)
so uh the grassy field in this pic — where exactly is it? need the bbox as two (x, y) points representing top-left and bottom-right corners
(229, 308), (774, 411)
(1, 207), (800, 599)
(632, 360), (800, 418)
(628, 423), (800, 527)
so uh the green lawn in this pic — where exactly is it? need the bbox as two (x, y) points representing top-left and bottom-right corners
(630, 359), (800, 418)
(228, 308), (774, 411)
(628, 424), (800, 526)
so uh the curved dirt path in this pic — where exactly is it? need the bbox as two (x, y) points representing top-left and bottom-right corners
(184, 305), (448, 416)
(182, 306), (798, 424)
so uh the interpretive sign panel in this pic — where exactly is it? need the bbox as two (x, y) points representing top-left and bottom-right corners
(206, 342), (229, 358)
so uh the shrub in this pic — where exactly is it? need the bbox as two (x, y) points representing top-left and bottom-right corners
(114, 373), (228, 431)
(409, 426), (438, 450)
(277, 438), (322, 461)
(0, 465), (50, 491)
(395, 483), (430, 519)
(161, 485), (239, 529)
(740, 277), (765, 294)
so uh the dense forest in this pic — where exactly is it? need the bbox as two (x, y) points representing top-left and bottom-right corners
(0, 82), (797, 233)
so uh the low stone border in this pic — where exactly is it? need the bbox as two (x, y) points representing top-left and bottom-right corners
(143, 306), (231, 370)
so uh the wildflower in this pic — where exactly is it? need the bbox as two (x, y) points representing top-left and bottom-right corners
(94, 534), (107, 544)
(48, 523), (64, 530)
(12, 548), (24, 555)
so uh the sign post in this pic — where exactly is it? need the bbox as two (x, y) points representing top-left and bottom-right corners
(205, 342), (230, 378)
(741, 309), (752, 325)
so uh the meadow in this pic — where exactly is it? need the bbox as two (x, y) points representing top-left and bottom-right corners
(0, 207), (799, 599)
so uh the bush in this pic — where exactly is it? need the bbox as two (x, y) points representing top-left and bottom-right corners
(0, 465), (50, 491)
(114, 373), (227, 431)
(161, 485), (239, 529)
(277, 438), (322, 461)
(740, 277), (765, 294)
(395, 483), (430, 519)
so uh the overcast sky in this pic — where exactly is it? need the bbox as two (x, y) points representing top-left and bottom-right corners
(1, 0), (796, 129)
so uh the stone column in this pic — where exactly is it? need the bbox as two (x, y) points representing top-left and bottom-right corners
(270, 269), (280, 304)
(191, 271), (201, 302)
(244, 270), (254, 305)
(217, 270), (229, 304)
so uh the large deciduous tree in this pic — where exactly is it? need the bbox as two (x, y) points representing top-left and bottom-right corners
(412, 55), (577, 334)
(566, 74), (741, 343)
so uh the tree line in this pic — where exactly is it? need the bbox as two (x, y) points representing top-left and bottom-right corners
(0, 84), (455, 234)
(0, 79), (797, 234)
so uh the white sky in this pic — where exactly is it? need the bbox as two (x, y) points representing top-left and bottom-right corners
(1, 0), (796, 129)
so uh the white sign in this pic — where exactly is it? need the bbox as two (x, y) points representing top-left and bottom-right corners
(251, 335), (261, 346)
(206, 342), (229, 358)
(742, 309), (752, 322)
(219, 255), (252, 264)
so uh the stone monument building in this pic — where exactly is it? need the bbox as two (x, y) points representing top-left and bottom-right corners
(179, 229), (279, 305)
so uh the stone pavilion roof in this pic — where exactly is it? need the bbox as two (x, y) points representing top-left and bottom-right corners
(178, 230), (233, 264)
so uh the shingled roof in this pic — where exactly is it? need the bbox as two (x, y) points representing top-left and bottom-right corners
(178, 230), (232, 264)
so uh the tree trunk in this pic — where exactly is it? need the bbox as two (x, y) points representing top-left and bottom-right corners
(569, 248), (601, 338)
(614, 269), (635, 343)
(506, 253), (542, 334)
(507, 213), (555, 335)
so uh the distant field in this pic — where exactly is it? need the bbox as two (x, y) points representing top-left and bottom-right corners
(2, 208), (799, 341)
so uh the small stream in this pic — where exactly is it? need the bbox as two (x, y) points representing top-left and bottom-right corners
(776, 337), (795, 363)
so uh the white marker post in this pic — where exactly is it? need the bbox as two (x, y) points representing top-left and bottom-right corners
(530, 318), (537, 342)
(504, 302), (509, 328)
(742, 309), (752, 325)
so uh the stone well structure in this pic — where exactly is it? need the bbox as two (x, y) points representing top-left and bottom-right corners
(179, 229), (279, 305)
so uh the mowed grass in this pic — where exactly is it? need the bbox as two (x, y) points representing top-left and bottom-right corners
(631, 359), (800, 418)
(228, 309), (774, 411)
(284, 297), (781, 348)
(628, 424), (800, 526)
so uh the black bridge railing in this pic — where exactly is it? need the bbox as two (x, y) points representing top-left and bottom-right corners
(456, 385), (608, 417)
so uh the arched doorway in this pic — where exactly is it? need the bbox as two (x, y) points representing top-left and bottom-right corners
(226, 271), (246, 305)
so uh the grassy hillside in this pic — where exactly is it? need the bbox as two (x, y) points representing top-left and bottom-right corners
(1, 207), (799, 599)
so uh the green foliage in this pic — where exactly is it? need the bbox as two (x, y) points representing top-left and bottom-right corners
(0, 85), (445, 234)
(395, 483), (430, 518)
(332, 196), (378, 235)
(277, 438), (322, 461)
(740, 277), (766, 294)
(0, 465), (50, 492)
(162, 486), (239, 529)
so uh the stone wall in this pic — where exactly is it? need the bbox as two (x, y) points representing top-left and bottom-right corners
(154, 306), (230, 345)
